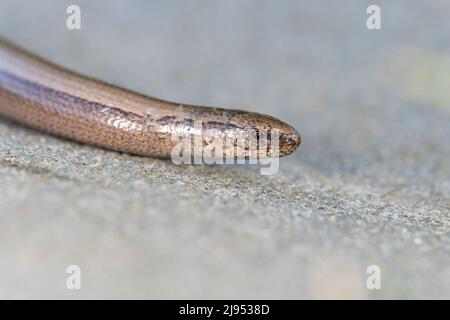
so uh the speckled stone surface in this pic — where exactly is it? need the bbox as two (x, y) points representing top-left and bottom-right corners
(0, 0), (449, 299)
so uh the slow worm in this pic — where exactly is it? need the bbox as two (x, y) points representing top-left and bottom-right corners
(0, 38), (300, 159)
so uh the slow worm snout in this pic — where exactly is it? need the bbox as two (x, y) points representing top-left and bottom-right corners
(0, 38), (301, 159)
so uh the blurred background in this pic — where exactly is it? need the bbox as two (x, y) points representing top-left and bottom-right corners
(0, 0), (449, 298)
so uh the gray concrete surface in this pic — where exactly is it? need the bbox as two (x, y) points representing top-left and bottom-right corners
(0, 0), (449, 299)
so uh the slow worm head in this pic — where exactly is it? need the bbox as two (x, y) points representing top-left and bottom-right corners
(0, 38), (301, 160)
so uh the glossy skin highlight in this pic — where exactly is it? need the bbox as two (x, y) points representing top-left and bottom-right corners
(0, 38), (301, 159)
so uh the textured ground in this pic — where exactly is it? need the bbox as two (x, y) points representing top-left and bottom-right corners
(0, 0), (449, 299)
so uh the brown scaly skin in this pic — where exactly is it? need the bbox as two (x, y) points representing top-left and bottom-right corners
(0, 38), (300, 160)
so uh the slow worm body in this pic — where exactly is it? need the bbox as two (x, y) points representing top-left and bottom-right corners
(0, 38), (300, 159)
